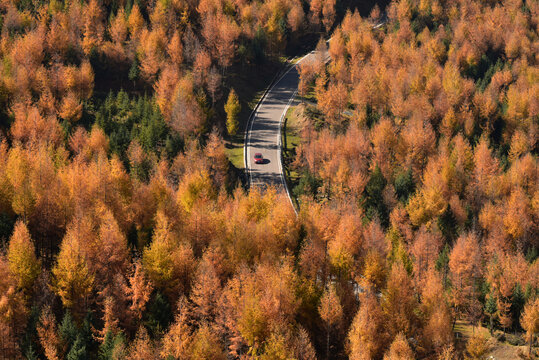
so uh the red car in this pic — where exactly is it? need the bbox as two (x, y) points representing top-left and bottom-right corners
(254, 153), (264, 164)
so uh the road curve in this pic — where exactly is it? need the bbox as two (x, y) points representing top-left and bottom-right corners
(245, 50), (324, 197)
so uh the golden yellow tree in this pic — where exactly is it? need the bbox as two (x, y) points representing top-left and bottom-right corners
(142, 211), (195, 300)
(319, 284), (343, 358)
(383, 333), (415, 360)
(51, 221), (94, 313)
(7, 220), (40, 291)
(348, 292), (388, 360)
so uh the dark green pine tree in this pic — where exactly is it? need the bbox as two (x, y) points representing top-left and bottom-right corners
(437, 206), (458, 243)
(60, 312), (77, 351)
(24, 343), (38, 360)
(99, 331), (115, 360)
(67, 335), (87, 360)
(144, 291), (172, 338)
(511, 283), (525, 330)
(485, 292), (497, 335)
(99, 331), (126, 360)
(394, 168), (415, 203)
(363, 164), (388, 227)
(129, 56), (140, 86)
(436, 244), (451, 288)
(21, 305), (40, 360)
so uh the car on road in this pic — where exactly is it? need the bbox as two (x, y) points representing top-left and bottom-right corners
(254, 153), (264, 164)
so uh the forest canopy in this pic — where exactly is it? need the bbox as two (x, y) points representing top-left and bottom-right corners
(0, 0), (537, 359)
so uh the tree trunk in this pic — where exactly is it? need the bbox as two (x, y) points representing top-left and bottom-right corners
(326, 323), (330, 360)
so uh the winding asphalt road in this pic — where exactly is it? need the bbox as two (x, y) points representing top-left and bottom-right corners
(245, 49), (327, 193)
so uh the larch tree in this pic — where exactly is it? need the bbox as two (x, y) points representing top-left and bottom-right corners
(142, 211), (195, 301)
(0, 257), (28, 358)
(59, 92), (83, 123)
(470, 136), (501, 206)
(448, 233), (482, 324)
(82, 0), (105, 54)
(170, 76), (205, 137)
(92, 209), (129, 289)
(191, 251), (222, 323)
(51, 221), (94, 314)
(256, 260), (299, 332)
(139, 28), (166, 81)
(420, 268), (453, 352)
(348, 292), (388, 360)
(37, 306), (61, 360)
(319, 284), (343, 359)
(193, 49), (212, 86)
(207, 67), (222, 106)
(225, 89), (241, 136)
(167, 30), (183, 68)
(298, 60), (316, 98)
(410, 227), (442, 285)
(127, 326), (155, 360)
(260, 331), (296, 360)
(503, 186), (532, 248)
(177, 170), (216, 213)
(267, 199), (301, 258)
(382, 263), (420, 339)
(205, 129), (229, 187)
(328, 213), (363, 279)
(110, 8), (128, 45)
(294, 327), (317, 360)
(288, 2), (305, 33)
(465, 335), (489, 360)
(128, 4), (145, 41)
(161, 297), (192, 359)
(360, 248), (388, 292)
(189, 324), (226, 360)
(318, 81), (348, 127)
(7, 220), (40, 292)
(6, 146), (35, 221)
(309, 0), (323, 27)
(321, 0), (336, 32)
(216, 15), (241, 70)
(125, 261), (153, 323)
(437, 345), (457, 360)
(154, 65), (181, 121)
(98, 296), (120, 342)
(383, 333), (415, 360)
(11, 104), (63, 147)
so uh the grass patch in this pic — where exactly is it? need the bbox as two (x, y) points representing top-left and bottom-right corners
(454, 320), (531, 359)
(282, 101), (304, 205)
(225, 141), (245, 170)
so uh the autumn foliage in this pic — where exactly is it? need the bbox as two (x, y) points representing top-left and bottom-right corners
(0, 0), (536, 359)
(291, 0), (538, 358)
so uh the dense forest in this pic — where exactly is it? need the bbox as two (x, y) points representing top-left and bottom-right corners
(293, 0), (539, 357)
(0, 0), (537, 359)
